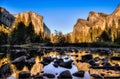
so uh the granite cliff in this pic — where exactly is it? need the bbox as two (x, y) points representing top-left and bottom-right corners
(72, 4), (120, 43)
(0, 7), (51, 44)
(13, 11), (50, 37)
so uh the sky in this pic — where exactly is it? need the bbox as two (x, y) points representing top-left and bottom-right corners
(0, 0), (120, 34)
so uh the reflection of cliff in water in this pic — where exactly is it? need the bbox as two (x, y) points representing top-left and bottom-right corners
(0, 46), (120, 79)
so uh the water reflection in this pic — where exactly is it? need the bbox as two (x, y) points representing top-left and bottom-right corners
(0, 46), (120, 79)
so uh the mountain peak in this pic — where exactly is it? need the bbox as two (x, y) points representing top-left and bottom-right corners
(0, 7), (9, 13)
(112, 4), (120, 16)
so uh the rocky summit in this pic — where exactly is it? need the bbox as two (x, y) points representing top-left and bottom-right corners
(72, 4), (120, 43)
(13, 11), (50, 36)
(0, 7), (51, 44)
(0, 7), (50, 39)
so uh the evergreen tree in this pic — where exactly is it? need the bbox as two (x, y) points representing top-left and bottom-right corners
(0, 31), (8, 45)
(10, 22), (26, 44)
(25, 22), (35, 43)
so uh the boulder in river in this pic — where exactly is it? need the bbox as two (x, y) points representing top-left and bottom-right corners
(40, 57), (54, 66)
(110, 56), (120, 60)
(18, 71), (31, 79)
(57, 70), (72, 79)
(25, 58), (35, 70)
(11, 56), (26, 70)
(59, 60), (73, 69)
(81, 54), (93, 62)
(0, 63), (12, 78)
(73, 70), (85, 78)
(43, 73), (55, 78)
(91, 74), (103, 79)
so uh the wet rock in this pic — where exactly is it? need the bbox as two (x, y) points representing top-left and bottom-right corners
(11, 56), (26, 70)
(57, 70), (72, 79)
(26, 58), (35, 64)
(0, 64), (12, 78)
(72, 70), (85, 78)
(88, 59), (95, 65)
(33, 75), (44, 79)
(76, 59), (81, 63)
(53, 62), (59, 68)
(103, 62), (111, 67)
(11, 56), (26, 64)
(43, 73), (55, 78)
(91, 74), (103, 79)
(59, 60), (73, 69)
(81, 54), (93, 62)
(94, 57), (101, 62)
(114, 64), (119, 67)
(100, 73), (105, 77)
(110, 56), (120, 60)
(18, 71), (31, 79)
(43, 57), (54, 63)
(53, 58), (66, 68)
(25, 58), (35, 70)
(88, 59), (99, 67)
(102, 59), (111, 67)
(55, 58), (63, 65)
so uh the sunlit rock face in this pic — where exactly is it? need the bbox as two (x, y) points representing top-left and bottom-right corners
(0, 7), (50, 39)
(0, 7), (14, 27)
(13, 11), (50, 38)
(72, 4), (120, 43)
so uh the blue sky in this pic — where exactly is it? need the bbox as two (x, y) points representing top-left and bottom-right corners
(0, 0), (120, 34)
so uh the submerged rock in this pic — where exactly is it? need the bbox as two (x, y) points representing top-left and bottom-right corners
(73, 70), (85, 78)
(18, 71), (31, 79)
(43, 73), (55, 78)
(0, 63), (13, 78)
(59, 60), (73, 69)
(81, 54), (93, 62)
(11, 56), (26, 70)
(91, 74), (103, 79)
(33, 75), (44, 79)
(25, 58), (35, 70)
(110, 56), (120, 60)
(40, 57), (54, 66)
(11, 56), (26, 64)
(57, 70), (72, 79)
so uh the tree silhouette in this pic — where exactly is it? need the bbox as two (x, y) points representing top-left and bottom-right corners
(10, 22), (26, 44)
(25, 22), (35, 43)
(0, 31), (8, 45)
(99, 31), (111, 42)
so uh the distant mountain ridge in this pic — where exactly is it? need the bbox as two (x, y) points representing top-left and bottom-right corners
(72, 4), (120, 43)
